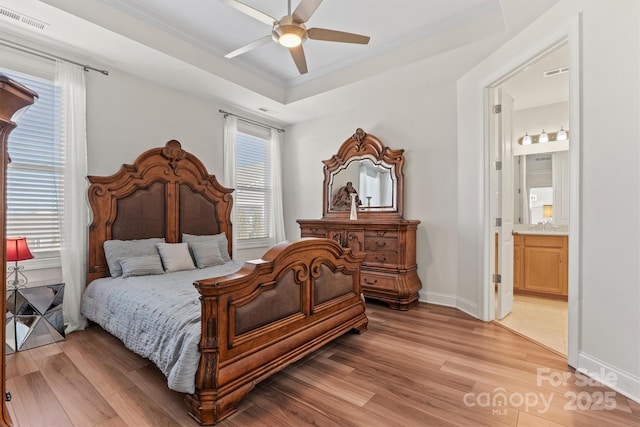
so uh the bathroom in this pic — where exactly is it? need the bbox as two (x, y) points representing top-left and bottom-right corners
(496, 42), (569, 355)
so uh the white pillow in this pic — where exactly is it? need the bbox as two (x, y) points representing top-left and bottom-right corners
(156, 242), (196, 272)
(189, 239), (225, 268)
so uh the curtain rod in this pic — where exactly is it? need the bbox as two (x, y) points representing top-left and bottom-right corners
(219, 109), (284, 133)
(0, 39), (109, 76)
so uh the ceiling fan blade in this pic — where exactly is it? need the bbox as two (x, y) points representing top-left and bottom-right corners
(307, 28), (370, 44)
(222, 0), (276, 26)
(292, 0), (322, 23)
(289, 45), (308, 74)
(225, 35), (273, 58)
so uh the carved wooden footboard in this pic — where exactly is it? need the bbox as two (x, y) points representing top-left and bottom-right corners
(186, 238), (367, 425)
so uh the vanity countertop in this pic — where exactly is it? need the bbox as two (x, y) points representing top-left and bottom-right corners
(512, 225), (569, 236)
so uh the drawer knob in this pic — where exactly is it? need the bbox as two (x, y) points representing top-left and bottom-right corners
(375, 241), (386, 249)
(364, 278), (378, 285)
(375, 255), (387, 263)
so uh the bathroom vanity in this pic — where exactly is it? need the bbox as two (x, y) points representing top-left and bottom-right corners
(513, 229), (568, 299)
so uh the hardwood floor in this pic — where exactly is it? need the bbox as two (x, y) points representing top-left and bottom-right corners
(6, 302), (639, 426)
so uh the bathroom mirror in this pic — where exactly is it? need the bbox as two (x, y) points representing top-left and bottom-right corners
(514, 151), (569, 226)
(323, 128), (405, 219)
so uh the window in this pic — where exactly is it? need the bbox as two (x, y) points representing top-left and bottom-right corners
(235, 123), (272, 248)
(2, 68), (64, 259)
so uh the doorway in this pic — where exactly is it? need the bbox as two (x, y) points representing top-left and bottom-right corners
(489, 42), (571, 356)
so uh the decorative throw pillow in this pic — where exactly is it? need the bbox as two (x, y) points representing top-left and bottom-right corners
(156, 242), (196, 272)
(182, 233), (231, 262)
(189, 239), (225, 268)
(119, 255), (165, 278)
(103, 238), (165, 277)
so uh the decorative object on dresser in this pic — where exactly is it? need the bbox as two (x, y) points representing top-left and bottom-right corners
(85, 140), (368, 425)
(298, 128), (422, 310)
(0, 74), (38, 425)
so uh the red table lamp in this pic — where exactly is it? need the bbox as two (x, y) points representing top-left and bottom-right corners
(6, 237), (33, 289)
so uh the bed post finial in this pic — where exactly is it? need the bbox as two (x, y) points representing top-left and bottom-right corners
(162, 140), (187, 169)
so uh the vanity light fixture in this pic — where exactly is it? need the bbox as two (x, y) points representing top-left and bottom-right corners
(518, 128), (570, 145)
(556, 126), (568, 140)
(538, 129), (549, 143)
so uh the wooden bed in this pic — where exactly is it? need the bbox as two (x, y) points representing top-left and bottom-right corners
(86, 140), (368, 425)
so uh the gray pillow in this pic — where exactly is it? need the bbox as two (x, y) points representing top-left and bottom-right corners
(182, 233), (231, 262)
(103, 238), (165, 277)
(119, 255), (165, 278)
(156, 242), (196, 272)
(189, 239), (225, 268)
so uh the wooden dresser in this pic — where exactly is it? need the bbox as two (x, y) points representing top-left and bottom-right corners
(298, 128), (422, 310)
(298, 219), (420, 310)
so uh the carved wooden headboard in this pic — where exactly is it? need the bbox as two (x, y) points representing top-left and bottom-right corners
(87, 140), (233, 283)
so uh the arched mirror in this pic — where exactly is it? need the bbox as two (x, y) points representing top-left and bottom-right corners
(322, 128), (405, 219)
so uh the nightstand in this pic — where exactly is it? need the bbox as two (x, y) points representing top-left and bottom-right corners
(6, 283), (65, 353)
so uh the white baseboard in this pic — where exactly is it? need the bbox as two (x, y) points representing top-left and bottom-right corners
(577, 352), (640, 403)
(419, 291), (480, 319)
(456, 296), (479, 318)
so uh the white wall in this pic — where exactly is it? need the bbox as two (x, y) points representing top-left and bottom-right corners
(458, 0), (640, 401)
(86, 68), (224, 177)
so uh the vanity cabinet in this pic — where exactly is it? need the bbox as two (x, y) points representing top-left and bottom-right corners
(298, 128), (422, 310)
(298, 219), (421, 310)
(513, 233), (568, 298)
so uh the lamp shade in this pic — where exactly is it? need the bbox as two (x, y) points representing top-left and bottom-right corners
(6, 237), (33, 262)
(539, 130), (549, 143)
(543, 205), (553, 219)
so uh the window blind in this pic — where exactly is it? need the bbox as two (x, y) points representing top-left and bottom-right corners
(2, 69), (64, 258)
(235, 128), (272, 244)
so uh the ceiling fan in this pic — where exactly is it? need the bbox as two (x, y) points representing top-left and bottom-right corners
(222, 0), (371, 74)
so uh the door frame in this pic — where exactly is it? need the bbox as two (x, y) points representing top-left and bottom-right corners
(482, 19), (581, 368)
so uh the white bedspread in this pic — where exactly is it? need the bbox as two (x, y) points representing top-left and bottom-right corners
(81, 261), (245, 394)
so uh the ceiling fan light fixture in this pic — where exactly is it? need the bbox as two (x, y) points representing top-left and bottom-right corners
(279, 32), (302, 47)
(273, 21), (306, 48)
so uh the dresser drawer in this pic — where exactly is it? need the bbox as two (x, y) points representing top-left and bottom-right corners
(361, 272), (396, 291)
(300, 226), (327, 238)
(364, 251), (398, 267)
(364, 236), (398, 252)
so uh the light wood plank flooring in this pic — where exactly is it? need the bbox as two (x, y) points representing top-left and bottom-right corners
(6, 302), (639, 426)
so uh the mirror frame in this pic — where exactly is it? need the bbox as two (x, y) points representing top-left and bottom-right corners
(322, 128), (405, 219)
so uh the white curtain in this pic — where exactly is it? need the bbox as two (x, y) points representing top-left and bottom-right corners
(223, 115), (237, 258)
(55, 61), (88, 333)
(270, 129), (286, 244)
